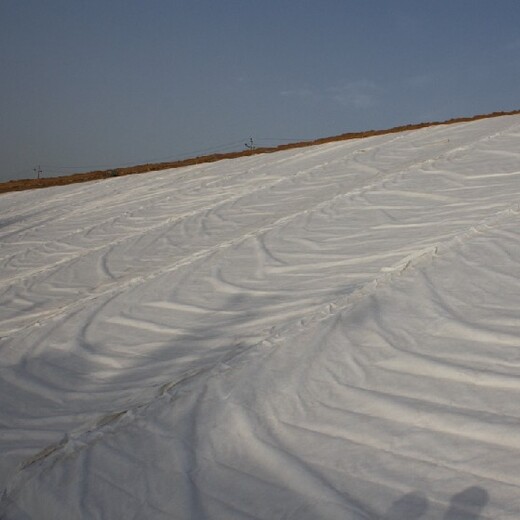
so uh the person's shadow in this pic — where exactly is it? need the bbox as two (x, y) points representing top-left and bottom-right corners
(443, 487), (489, 520)
(381, 486), (489, 520)
(382, 491), (428, 520)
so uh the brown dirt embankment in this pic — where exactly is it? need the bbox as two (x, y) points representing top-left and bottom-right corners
(2, 109), (519, 195)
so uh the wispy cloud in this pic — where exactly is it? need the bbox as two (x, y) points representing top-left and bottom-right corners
(281, 80), (380, 110)
(326, 80), (379, 109)
(505, 39), (520, 51)
(404, 73), (436, 88)
(280, 88), (317, 101)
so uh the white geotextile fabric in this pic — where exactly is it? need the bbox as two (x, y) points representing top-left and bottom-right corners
(1, 116), (520, 518)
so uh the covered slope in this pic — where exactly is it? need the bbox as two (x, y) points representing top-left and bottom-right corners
(1, 115), (520, 518)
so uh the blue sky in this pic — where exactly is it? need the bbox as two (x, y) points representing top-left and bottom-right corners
(1, 1), (520, 182)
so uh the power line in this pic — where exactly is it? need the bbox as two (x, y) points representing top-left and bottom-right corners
(256, 137), (314, 142)
(38, 139), (250, 173)
(10, 136), (315, 181)
(8, 167), (35, 178)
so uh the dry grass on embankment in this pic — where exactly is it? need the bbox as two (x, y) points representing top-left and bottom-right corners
(2, 109), (520, 195)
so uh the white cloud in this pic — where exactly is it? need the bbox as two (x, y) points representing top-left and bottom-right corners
(281, 80), (380, 110)
(505, 39), (520, 51)
(280, 88), (316, 100)
(404, 73), (436, 88)
(327, 80), (379, 109)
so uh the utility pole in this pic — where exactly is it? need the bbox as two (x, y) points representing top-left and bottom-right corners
(244, 138), (255, 152)
(33, 165), (43, 179)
